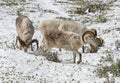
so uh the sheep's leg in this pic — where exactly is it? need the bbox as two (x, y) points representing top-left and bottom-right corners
(42, 37), (45, 45)
(90, 44), (97, 53)
(16, 36), (22, 50)
(23, 46), (27, 52)
(27, 41), (33, 51)
(44, 48), (50, 59)
(31, 44), (33, 51)
(35, 44), (44, 56)
(16, 36), (19, 49)
(59, 48), (62, 51)
(73, 51), (76, 63)
(82, 46), (85, 53)
(16, 36), (22, 49)
(76, 50), (82, 64)
(19, 44), (22, 50)
(90, 44), (93, 53)
(16, 36), (27, 51)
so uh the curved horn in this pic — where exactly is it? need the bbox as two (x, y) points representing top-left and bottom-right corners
(82, 31), (95, 43)
(27, 39), (39, 50)
(90, 29), (97, 37)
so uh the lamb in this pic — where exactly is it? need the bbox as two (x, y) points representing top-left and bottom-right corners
(35, 30), (98, 64)
(16, 15), (38, 52)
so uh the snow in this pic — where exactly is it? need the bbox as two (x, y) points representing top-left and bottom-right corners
(0, 0), (120, 83)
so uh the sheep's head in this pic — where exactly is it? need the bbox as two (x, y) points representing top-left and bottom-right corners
(90, 37), (104, 53)
(82, 31), (98, 50)
(95, 37), (104, 47)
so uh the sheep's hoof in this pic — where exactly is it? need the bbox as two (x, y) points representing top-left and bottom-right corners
(77, 61), (81, 64)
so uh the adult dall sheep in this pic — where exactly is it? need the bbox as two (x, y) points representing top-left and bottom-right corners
(16, 15), (38, 52)
(38, 19), (99, 53)
(58, 21), (99, 52)
(35, 30), (98, 64)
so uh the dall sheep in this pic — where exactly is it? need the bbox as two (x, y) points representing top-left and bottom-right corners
(16, 15), (38, 52)
(35, 30), (98, 64)
(38, 19), (99, 52)
(58, 20), (99, 52)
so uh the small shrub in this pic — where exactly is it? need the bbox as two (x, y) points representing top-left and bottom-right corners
(56, 17), (72, 20)
(99, 55), (113, 63)
(46, 52), (61, 62)
(102, 29), (111, 34)
(74, 7), (87, 15)
(99, 49), (114, 63)
(87, 2), (109, 13)
(17, 7), (25, 12)
(0, 0), (26, 6)
(96, 14), (107, 23)
(115, 28), (120, 31)
(95, 60), (120, 78)
(0, 2), (18, 6)
(68, 1), (110, 15)
(29, 10), (36, 12)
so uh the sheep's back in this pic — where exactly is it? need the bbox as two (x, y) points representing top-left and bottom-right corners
(58, 21), (88, 35)
(39, 19), (61, 34)
(16, 15), (34, 43)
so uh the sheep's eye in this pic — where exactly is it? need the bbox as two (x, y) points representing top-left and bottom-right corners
(74, 36), (77, 39)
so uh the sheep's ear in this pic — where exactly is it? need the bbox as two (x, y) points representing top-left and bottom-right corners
(95, 37), (104, 47)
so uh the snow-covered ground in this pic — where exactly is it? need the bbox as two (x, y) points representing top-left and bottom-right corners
(0, 0), (120, 82)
